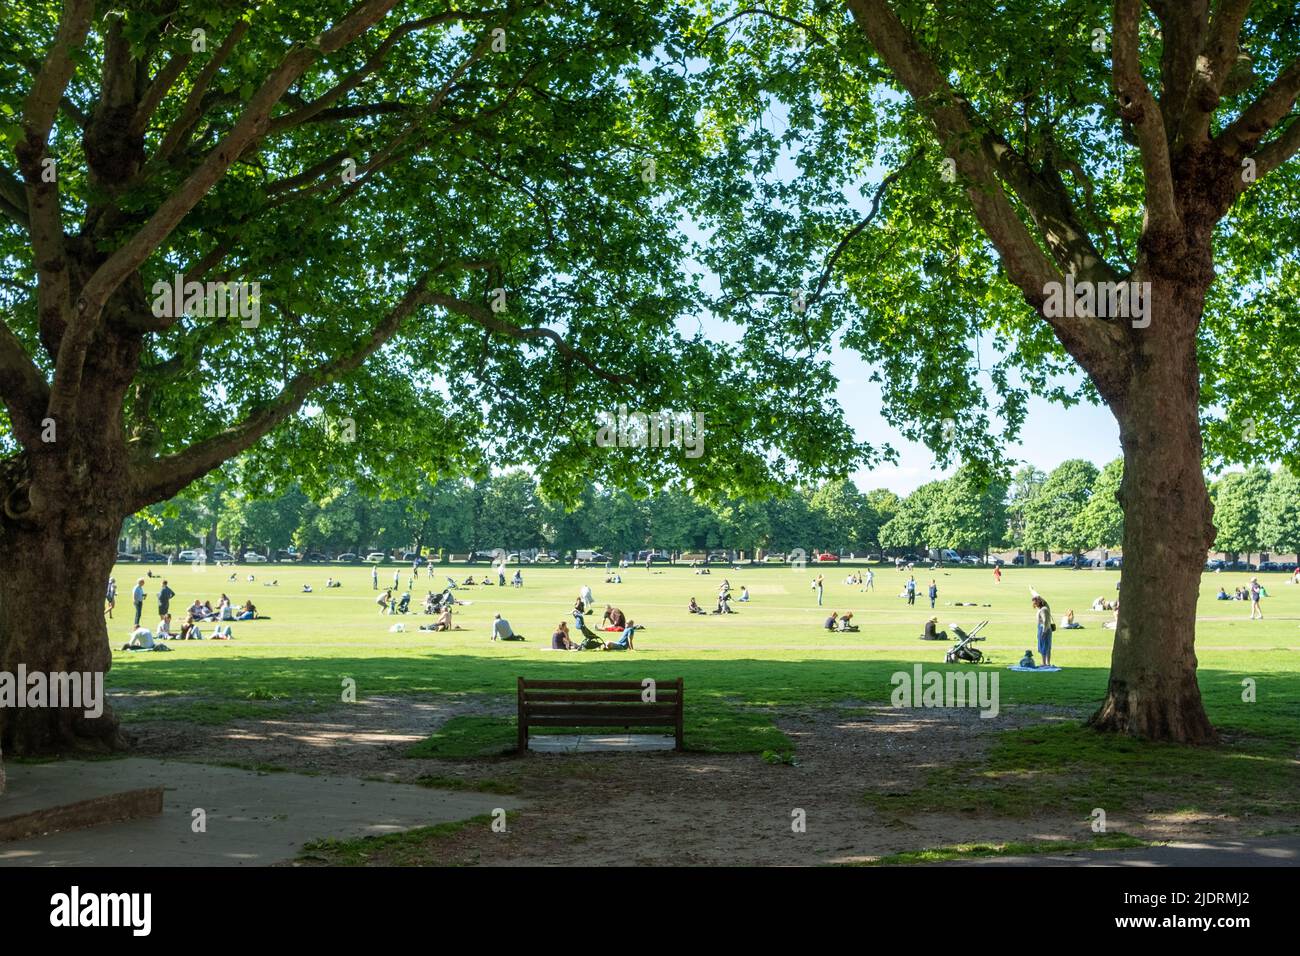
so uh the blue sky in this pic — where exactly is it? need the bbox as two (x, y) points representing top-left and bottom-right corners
(828, 343), (1121, 494)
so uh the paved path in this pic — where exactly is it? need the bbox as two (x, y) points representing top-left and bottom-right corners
(939, 836), (1300, 867)
(0, 758), (524, 867)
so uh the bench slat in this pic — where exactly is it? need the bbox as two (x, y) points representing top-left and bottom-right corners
(527, 716), (678, 728)
(521, 680), (665, 690)
(518, 677), (683, 752)
(525, 691), (679, 703)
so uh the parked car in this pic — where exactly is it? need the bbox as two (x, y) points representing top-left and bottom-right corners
(243, 552), (267, 563)
(762, 553), (786, 564)
(116, 552), (139, 563)
(303, 552), (329, 563)
(707, 551), (729, 563)
(138, 551), (168, 563)
(1224, 559), (1255, 571)
(1205, 558), (1225, 571)
(178, 549), (199, 562)
(336, 553), (359, 563)
(364, 552), (387, 563)
(1258, 560), (1290, 572)
(402, 552), (427, 565)
(1011, 554), (1040, 566)
(815, 552), (840, 563)
(532, 552), (559, 564)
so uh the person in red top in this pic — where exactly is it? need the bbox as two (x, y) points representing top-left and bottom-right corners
(993, 565), (1002, 584)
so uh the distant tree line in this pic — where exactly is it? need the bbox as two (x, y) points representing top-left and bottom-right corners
(122, 460), (1300, 563)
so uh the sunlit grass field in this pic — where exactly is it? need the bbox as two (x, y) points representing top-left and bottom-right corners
(107, 560), (1299, 740)
(103, 560), (1300, 823)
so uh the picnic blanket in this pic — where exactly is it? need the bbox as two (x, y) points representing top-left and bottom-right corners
(1006, 665), (1062, 672)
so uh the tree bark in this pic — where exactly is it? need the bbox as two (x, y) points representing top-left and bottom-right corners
(1089, 275), (1218, 744)
(0, 504), (130, 755)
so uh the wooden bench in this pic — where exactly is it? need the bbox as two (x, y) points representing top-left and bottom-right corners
(517, 678), (684, 753)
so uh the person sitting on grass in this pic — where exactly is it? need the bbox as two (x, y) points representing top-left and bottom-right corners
(178, 614), (203, 640)
(433, 605), (455, 631)
(1062, 609), (1083, 629)
(124, 626), (156, 651)
(688, 597), (707, 615)
(604, 620), (639, 651)
(738, 586), (750, 602)
(713, 591), (734, 614)
(1091, 595), (1108, 611)
(922, 617), (947, 641)
(823, 611), (839, 630)
(491, 612), (523, 641)
(462, 575), (477, 586)
(603, 605), (627, 630)
(837, 612), (859, 632)
(1216, 586), (1231, 600)
(156, 613), (175, 640)
(1018, 649), (1037, 668)
(552, 620), (576, 650)
(236, 600), (257, 620)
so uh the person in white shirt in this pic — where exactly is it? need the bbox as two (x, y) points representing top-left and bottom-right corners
(579, 584), (594, 609)
(491, 613), (524, 641)
(156, 614), (174, 639)
(126, 627), (155, 650)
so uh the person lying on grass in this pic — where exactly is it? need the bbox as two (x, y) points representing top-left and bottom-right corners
(604, 620), (639, 651)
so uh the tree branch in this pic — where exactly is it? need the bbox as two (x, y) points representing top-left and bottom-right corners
(1180, 0), (1254, 144)
(1112, 0), (1181, 230)
(131, 271), (432, 506)
(1216, 55), (1300, 157)
(50, 0), (403, 433)
(425, 292), (634, 386)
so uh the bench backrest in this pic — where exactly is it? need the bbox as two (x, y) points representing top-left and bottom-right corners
(517, 678), (683, 750)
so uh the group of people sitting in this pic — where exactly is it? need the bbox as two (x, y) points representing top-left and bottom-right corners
(823, 611), (859, 632)
(1216, 584), (1264, 601)
(551, 617), (639, 651)
(186, 595), (258, 622)
(1091, 595), (1118, 611)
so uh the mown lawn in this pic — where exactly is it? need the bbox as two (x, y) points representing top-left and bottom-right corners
(107, 560), (1300, 820)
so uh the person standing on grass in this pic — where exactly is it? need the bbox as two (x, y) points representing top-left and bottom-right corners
(814, 573), (825, 607)
(132, 578), (146, 628)
(863, 568), (875, 592)
(157, 579), (175, 618)
(392, 569), (400, 590)
(580, 583), (594, 610)
(372, 565), (378, 590)
(1249, 577), (1264, 620)
(105, 577), (117, 619)
(1032, 595), (1054, 667)
(928, 579), (938, 609)
(905, 576), (916, 606)
(993, 564), (1002, 584)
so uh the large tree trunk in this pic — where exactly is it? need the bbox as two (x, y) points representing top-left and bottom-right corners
(0, 505), (130, 755)
(1089, 271), (1218, 744)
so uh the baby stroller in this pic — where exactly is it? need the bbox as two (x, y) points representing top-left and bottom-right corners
(945, 620), (988, 664)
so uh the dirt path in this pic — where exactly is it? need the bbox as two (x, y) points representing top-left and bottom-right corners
(122, 696), (1268, 865)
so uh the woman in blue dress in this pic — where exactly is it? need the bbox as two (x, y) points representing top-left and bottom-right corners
(1032, 595), (1054, 667)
